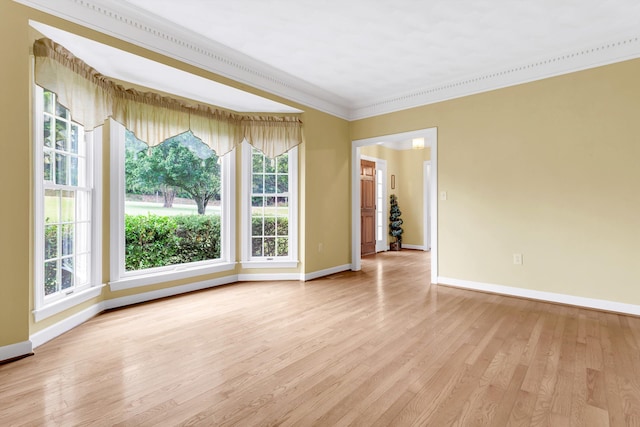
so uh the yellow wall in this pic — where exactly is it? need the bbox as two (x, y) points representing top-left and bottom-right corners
(360, 145), (431, 247)
(0, 0), (31, 347)
(352, 61), (640, 304)
(1, 2), (351, 346)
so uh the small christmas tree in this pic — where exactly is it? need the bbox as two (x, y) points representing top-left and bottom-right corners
(389, 194), (403, 250)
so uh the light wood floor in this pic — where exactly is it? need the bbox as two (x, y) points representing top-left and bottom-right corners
(2, 251), (640, 426)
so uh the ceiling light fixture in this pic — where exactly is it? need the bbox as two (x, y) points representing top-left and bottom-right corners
(412, 137), (425, 150)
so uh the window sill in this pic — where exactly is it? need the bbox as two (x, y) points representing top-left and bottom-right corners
(33, 284), (105, 322)
(241, 260), (299, 269)
(109, 262), (236, 291)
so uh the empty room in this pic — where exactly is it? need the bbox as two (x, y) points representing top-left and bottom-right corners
(2, 0), (640, 425)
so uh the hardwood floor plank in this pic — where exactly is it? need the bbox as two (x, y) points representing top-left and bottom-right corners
(1, 250), (640, 426)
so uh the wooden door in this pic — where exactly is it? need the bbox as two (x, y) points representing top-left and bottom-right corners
(361, 159), (376, 256)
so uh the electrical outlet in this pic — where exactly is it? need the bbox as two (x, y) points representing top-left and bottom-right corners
(513, 253), (523, 265)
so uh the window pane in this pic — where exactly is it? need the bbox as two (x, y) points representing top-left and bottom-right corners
(248, 148), (292, 260)
(252, 153), (264, 173)
(124, 130), (222, 271)
(61, 191), (75, 222)
(45, 225), (58, 260)
(265, 196), (276, 211)
(70, 156), (78, 186)
(76, 222), (91, 255)
(75, 254), (90, 287)
(265, 175), (276, 193)
(264, 218), (276, 236)
(277, 217), (288, 236)
(43, 114), (53, 148)
(61, 224), (74, 256)
(277, 237), (288, 256)
(76, 191), (91, 222)
(264, 237), (276, 256)
(277, 196), (288, 208)
(55, 99), (69, 119)
(44, 189), (59, 223)
(43, 90), (54, 114)
(38, 86), (94, 303)
(70, 124), (79, 154)
(252, 174), (263, 193)
(44, 260), (58, 296)
(277, 175), (288, 193)
(251, 217), (263, 236)
(252, 237), (263, 256)
(55, 120), (68, 150)
(61, 257), (73, 290)
(55, 153), (68, 185)
(264, 157), (275, 173)
(251, 196), (264, 208)
(44, 151), (52, 182)
(277, 155), (288, 173)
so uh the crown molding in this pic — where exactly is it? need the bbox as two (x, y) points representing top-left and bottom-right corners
(15, 0), (352, 119)
(15, 0), (640, 121)
(349, 34), (640, 120)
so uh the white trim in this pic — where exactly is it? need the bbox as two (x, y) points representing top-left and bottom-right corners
(222, 149), (236, 265)
(303, 264), (352, 282)
(438, 277), (640, 317)
(31, 301), (105, 348)
(91, 127), (103, 289)
(241, 261), (299, 269)
(430, 131), (438, 284)
(237, 273), (300, 281)
(15, 0), (640, 120)
(33, 284), (105, 322)
(401, 244), (426, 251)
(109, 118), (125, 282)
(351, 128), (438, 285)
(108, 262), (236, 291)
(0, 341), (33, 363)
(104, 275), (238, 309)
(423, 161), (431, 251)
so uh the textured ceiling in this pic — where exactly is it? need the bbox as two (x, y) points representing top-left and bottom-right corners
(117, 0), (640, 108)
(17, 0), (640, 118)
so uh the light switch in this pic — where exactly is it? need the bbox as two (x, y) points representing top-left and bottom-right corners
(440, 191), (447, 201)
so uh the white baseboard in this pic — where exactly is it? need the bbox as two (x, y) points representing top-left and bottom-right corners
(401, 244), (427, 251)
(0, 340), (33, 363)
(31, 302), (106, 349)
(104, 275), (239, 310)
(438, 276), (640, 316)
(303, 264), (352, 281)
(237, 273), (301, 282)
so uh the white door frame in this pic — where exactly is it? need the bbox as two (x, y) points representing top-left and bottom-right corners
(424, 160), (431, 251)
(351, 128), (438, 284)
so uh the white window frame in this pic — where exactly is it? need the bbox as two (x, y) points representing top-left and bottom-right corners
(33, 85), (103, 322)
(108, 119), (235, 291)
(241, 141), (298, 269)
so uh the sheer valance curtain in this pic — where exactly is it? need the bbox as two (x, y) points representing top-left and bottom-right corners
(33, 38), (303, 158)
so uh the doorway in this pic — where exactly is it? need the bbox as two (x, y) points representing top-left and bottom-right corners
(360, 159), (376, 256)
(351, 128), (438, 284)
